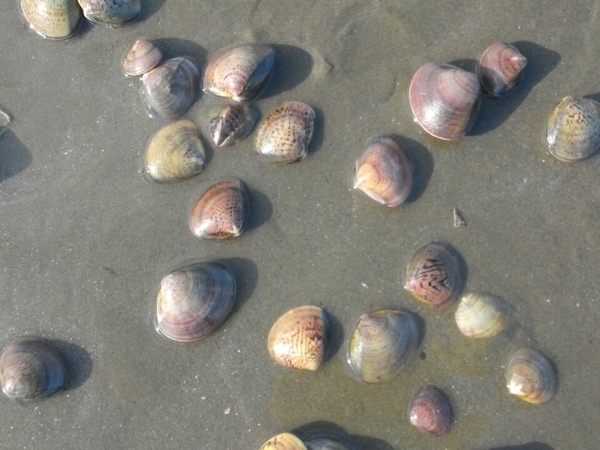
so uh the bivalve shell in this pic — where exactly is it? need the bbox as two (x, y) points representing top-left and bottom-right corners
(454, 293), (513, 338)
(505, 348), (557, 404)
(477, 43), (527, 97)
(408, 385), (452, 436)
(20, 0), (81, 40)
(304, 437), (351, 450)
(258, 432), (307, 450)
(209, 104), (260, 147)
(77, 0), (140, 24)
(123, 38), (162, 77)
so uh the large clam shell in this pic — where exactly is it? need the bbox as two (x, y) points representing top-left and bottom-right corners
(353, 137), (413, 207)
(405, 242), (465, 308)
(305, 437), (351, 450)
(255, 101), (315, 164)
(0, 340), (66, 400)
(267, 305), (330, 371)
(505, 348), (557, 404)
(77, 0), (140, 25)
(189, 179), (250, 240)
(347, 309), (419, 383)
(123, 38), (162, 77)
(546, 96), (600, 162)
(409, 62), (481, 140)
(258, 432), (307, 450)
(145, 120), (206, 183)
(408, 385), (452, 436)
(477, 42), (527, 97)
(455, 293), (514, 339)
(209, 104), (260, 147)
(156, 262), (236, 342)
(203, 43), (275, 102)
(20, 0), (81, 40)
(142, 57), (200, 122)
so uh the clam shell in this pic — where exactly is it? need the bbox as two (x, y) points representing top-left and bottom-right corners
(189, 179), (250, 239)
(209, 104), (260, 147)
(405, 242), (465, 308)
(123, 38), (162, 77)
(145, 120), (206, 183)
(255, 101), (315, 164)
(156, 262), (236, 342)
(408, 385), (452, 436)
(546, 96), (600, 162)
(455, 293), (513, 338)
(353, 137), (413, 207)
(258, 432), (307, 450)
(20, 0), (81, 40)
(142, 57), (200, 122)
(203, 43), (275, 102)
(77, 0), (140, 24)
(347, 309), (419, 383)
(0, 340), (66, 400)
(505, 348), (557, 404)
(477, 42), (527, 97)
(304, 437), (351, 450)
(409, 62), (481, 140)
(267, 305), (330, 371)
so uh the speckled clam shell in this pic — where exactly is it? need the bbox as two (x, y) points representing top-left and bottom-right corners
(405, 242), (465, 307)
(505, 348), (557, 404)
(189, 179), (250, 239)
(20, 0), (81, 40)
(304, 437), (351, 450)
(255, 101), (315, 164)
(203, 43), (275, 102)
(347, 309), (419, 384)
(409, 62), (481, 140)
(267, 305), (330, 371)
(156, 262), (236, 342)
(77, 0), (140, 24)
(258, 432), (307, 450)
(209, 104), (260, 147)
(408, 385), (452, 436)
(353, 137), (413, 207)
(142, 57), (200, 122)
(546, 96), (600, 162)
(477, 42), (527, 97)
(145, 120), (206, 183)
(123, 38), (162, 77)
(455, 293), (513, 338)
(0, 340), (66, 401)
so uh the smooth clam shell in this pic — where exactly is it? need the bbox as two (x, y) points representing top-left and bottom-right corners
(77, 0), (140, 24)
(255, 101), (315, 164)
(142, 57), (200, 122)
(505, 348), (557, 404)
(347, 309), (419, 383)
(353, 137), (413, 207)
(209, 104), (260, 147)
(20, 0), (81, 40)
(189, 179), (250, 239)
(477, 42), (527, 97)
(123, 38), (162, 77)
(408, 385), (452, 436)
(546, 96), (600, 162)
(454, 293), (513, 338)
(267, 305), (330, 371)
(409, 62), (481, 140)
(405, 241), (465, 307)
(156, 262), (236, 342)
(145, 120), (206, 183)
(258, 432), (307, 450)
(0, 340), (66, 400)
(304, 437), (351, 450)
(203, 43), (275, 102)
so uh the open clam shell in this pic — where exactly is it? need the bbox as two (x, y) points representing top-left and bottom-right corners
(505, 348), (557, 404)
(408, 385), (452, 436)
(477, 42), (527, 97)
(209, 104), (260, 147)
(20, 0), (82, 40)
(454, 293), (514, 338)
(258, 432), (307, 450)
(77, 0), (140, 25)
(123, 38), (162, 77)
(156, 262), (236, 342)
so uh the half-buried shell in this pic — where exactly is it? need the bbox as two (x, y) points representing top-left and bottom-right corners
(258, 432), (307, 450)
(209, 104), (260, 147)
(77, 0), (140, 25)
(123, 38), (162, 77)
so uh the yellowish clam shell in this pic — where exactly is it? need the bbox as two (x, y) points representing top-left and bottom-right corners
(258, 432), (307, 450)
(454, 293), (513, 338)
(20, 0), (81, 40)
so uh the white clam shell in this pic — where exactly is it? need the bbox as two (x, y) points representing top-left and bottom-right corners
(454, 293), (514, 338)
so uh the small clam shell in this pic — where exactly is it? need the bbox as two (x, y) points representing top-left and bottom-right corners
(409, 62), (481, 140)
(546, 96), (600, 162)
(203, 43), (275, 102)
(347, 309), (419, 383)
(477, 42), (527, 97)
(77, 0), (140, 24)
(304, 437), (351, 450)
(20, 0), (81, 40)
(353, 137), (413, 207)
(405, 241), (465, 308)
(189, 179), (250, 239)
(209, 104), (260, 147)
(145, 120), (206, 183)
(408, 385), (452, 436)
(0, 340), (66, 400)
(142, 57), (200, 122)
(255, 101), (315, 164)
(454, 293), (513, 338)
(123, 38), (162, 77)
(505, 348), (557, 404)
(156, 262), (236, 342)
(267, 305), (330, 371)
(258, 432), (307, 450)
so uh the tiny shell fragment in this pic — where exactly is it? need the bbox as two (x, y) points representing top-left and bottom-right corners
(453, 207), (466, 227)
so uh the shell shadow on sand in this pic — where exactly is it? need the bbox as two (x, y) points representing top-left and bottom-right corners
(387, 134), (433, 204)
(294, 421), (396, 450)
(0, 128), (32, 183)
(45, 339), (93, 391)
(261, 44), (313, 99)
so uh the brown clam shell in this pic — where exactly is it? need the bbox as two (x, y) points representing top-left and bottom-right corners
(123, 38), (162, 77)
(77, 0), (140, 25)
(505, 348), (557, 404)
(409, 62), (481, 140)
(408, 385), (452, 436)
(258, 432), (307, 450)
(209, 104), (260, 147)
(20, 0), (82, 40)
(477, 42), (527, 97)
